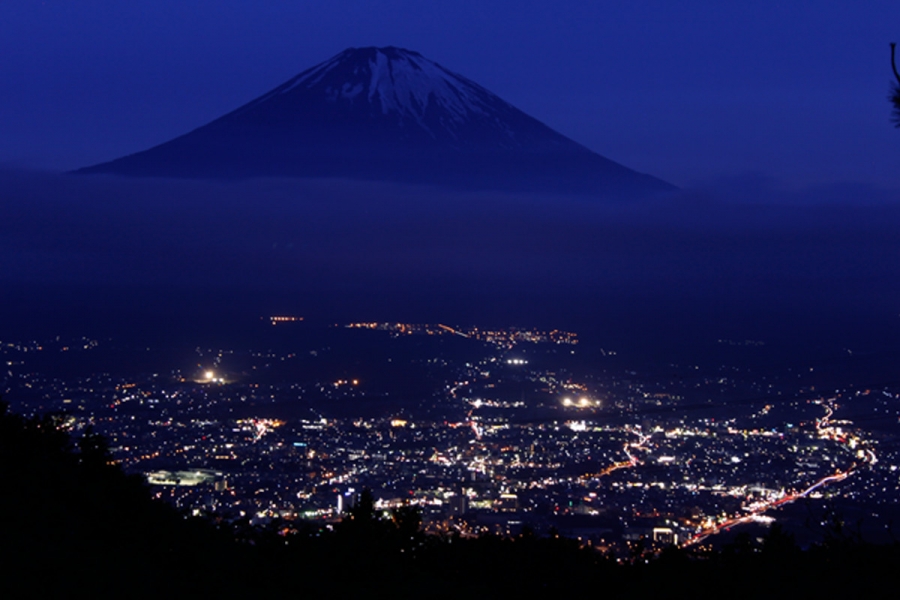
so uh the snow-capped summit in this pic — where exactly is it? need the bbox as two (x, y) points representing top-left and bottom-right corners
(233, 46), (525, 149)
(269, 47), (498, 129)
(78, 47), (674, 196)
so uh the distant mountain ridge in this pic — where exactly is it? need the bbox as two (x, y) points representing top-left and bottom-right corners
(78, 46), (675, 196)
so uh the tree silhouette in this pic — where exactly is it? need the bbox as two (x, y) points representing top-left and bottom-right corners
(890, 43), (900, 127)
(78, 425), (112, 470)
(391, 503), (422, 540)
(344, 488), (379, 531)
(761, 522), (799, 562)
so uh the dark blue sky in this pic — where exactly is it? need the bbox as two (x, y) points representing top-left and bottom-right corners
(1, 1), (898, 189)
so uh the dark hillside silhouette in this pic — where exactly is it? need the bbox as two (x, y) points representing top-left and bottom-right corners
(0, 400), (258, 597)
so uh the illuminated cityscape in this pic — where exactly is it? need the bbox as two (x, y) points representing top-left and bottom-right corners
(4, 321), (898, 555)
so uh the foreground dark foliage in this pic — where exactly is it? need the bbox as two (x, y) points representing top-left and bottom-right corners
(2, 401), (899, 598)
(891, 43), (900, 127)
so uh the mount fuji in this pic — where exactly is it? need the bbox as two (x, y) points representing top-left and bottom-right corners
(78, 47), (675, 196)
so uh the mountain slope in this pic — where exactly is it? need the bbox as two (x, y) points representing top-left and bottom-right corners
(78, 47), (674, 196)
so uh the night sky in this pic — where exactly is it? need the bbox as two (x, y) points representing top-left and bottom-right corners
(1, 1), (898, 189)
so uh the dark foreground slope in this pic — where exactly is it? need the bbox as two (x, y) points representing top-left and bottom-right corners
(0, 402), (256, 597)
(3, 401), (899, 599)
(78, 47), (674, 197)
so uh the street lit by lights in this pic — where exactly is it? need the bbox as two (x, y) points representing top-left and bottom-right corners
(269, 316), (303, 325)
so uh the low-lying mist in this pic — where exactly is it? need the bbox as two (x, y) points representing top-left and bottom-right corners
(2, 168), (898, 366)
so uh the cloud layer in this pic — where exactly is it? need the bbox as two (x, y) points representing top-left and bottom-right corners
(2, 170), (898, 360)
